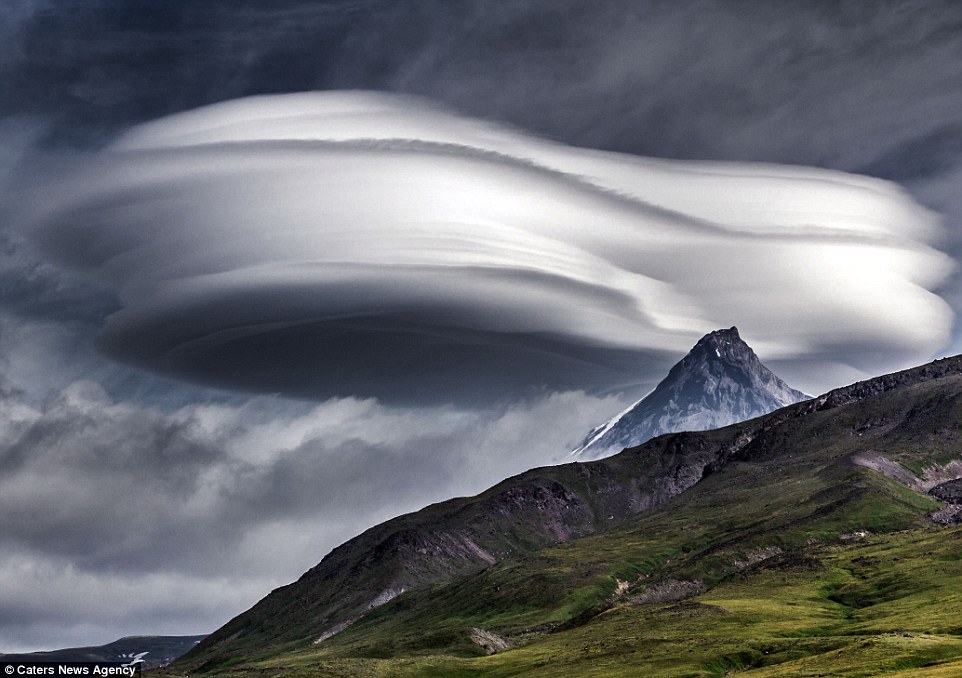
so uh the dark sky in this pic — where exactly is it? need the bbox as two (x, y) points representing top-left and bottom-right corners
(2, 1), (959, 172)
(2, 0), (962, 652)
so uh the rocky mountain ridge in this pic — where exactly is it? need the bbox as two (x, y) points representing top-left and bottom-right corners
(0, 635), (206, 669)
(574, 327), (808, 458)
(181, 353), (962, 668)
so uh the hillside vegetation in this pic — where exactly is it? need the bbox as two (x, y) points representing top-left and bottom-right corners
(168, 357), (962, 676)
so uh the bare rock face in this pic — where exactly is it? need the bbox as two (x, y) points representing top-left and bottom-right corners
(574, 327), (809, 459)
(930, 479), (962, 503)
(469, 628), (511, 655)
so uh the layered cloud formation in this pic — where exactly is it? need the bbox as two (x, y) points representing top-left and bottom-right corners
(22, 92), (954, 402)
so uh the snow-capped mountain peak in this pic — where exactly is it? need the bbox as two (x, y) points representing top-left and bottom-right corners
(573, 327), (808, 459)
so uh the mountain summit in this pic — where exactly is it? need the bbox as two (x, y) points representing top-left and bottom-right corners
(573, 327), (808, 458)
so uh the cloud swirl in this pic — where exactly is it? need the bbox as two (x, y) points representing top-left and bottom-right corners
(23, 92), (954, 402)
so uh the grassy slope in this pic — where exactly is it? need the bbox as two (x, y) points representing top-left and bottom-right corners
(171, 367), (962, 677)
(182, 429), (730, 662)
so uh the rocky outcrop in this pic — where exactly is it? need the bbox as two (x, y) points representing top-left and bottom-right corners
(931, 479), (962, 503)
(469, 628), (511, 655)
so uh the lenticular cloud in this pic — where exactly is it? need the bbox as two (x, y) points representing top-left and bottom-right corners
(25, 92), (954, 402)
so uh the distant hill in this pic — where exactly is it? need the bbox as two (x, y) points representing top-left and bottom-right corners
(573, 326), (808, 459)
(1, 635), (206, 669)
(168, 354), (962, 676)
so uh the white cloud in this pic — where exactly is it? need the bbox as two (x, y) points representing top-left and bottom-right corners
(18, 92), (953, 402)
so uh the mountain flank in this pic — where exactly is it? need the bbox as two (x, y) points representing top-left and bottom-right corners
(173, 353), (962, 676)
(574, 327), (808, 458)
(0, 636), (206, 669)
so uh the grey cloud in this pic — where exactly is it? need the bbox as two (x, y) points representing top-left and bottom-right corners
(0, 551), (262, 653)
(0, 0), (390, 146)
(387, 0), (962, 173)
(903, 166), (962, 356)
(0, 377), (626, 650)
(861, 122), (962, 183)
(0, 235), (117, 324)
(4, 0), (961, 176)
(0, 381), (621, 575)
(0, 121), (113, 325)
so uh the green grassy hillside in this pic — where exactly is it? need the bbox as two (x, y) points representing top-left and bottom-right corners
(190, 526), (962, 677)
(170, 357), (962, 677)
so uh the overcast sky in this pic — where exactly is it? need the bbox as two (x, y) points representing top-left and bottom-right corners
(2, 0), (962, 653)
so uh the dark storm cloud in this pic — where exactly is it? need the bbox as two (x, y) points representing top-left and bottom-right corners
(0, 0), (389, 146)
(4, 0), (961, 178)
(381, 0), (962, 173)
